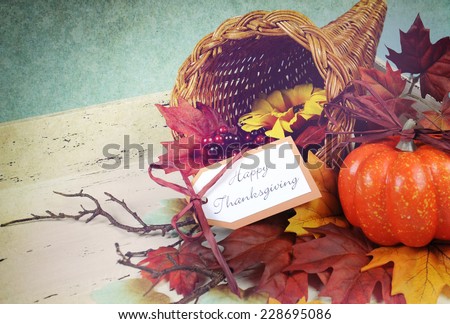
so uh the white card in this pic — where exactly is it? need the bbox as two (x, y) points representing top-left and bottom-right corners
(191, 137), (322, 229)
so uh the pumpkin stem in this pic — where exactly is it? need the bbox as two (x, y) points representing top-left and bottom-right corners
(396, 118), (417, 152)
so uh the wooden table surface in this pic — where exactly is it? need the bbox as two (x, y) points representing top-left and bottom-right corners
(1, 91), (448, 304)
(0, 92), (187, 303)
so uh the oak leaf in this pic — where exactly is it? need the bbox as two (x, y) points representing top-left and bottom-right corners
(386, 14), (450, 101)
(286, 153), (347, 236)
(287, 224), (405, 304)
(362, 244), (450, 304)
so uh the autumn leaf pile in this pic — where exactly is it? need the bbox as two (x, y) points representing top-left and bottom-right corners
(130, 15), (450, 304)
(140, 156), (449, 304)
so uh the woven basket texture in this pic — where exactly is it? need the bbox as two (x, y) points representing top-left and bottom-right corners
(170, 0), (387, 161)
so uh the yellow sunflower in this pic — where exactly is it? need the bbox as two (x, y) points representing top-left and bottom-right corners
(239, 84), (327, 139)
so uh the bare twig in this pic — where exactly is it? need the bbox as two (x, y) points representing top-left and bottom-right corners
(1, 190), (219, 303)
(115, 243), (225, 304)
(0, 210), (86, 227)
(104, 192), (148, 228)
(175, 272), (226, 304)
(1, 190), (197, 237)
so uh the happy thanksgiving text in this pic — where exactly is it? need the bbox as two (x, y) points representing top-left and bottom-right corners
(212, 163), (300, 214)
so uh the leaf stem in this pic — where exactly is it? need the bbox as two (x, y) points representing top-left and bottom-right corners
(406, 74), (419, 95)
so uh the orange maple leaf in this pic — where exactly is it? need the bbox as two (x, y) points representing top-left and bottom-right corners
(287, 224), (405, 303)
(419, 93), (450, 131)
(362, 244), (450, 303)
(286, 152), (348, 236)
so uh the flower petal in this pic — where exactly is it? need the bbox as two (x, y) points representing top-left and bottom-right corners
(293, 84), (314, 103)
(310, 88), (327, 103)
(240, 114), (277, 132)
(266, 90), (289, 112)
(280, 88), (298, 107)
(265, 119), (286, 139)
(251, 98), (274, 114)
(300, 101), (324, 120)
(279, 108), (296, 132)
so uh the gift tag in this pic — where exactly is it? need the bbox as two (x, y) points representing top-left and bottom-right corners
(192, 137), (321, 229)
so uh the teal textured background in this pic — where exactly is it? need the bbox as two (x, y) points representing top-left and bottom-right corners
(1, 0), (449, 122)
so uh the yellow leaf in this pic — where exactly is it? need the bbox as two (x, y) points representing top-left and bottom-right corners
(268, 297), (282, 304)
(361, 245), (450, 303)
(286, 152), (348, 236)
(296, 297), (324, 304)
(268, 297), (323, 304)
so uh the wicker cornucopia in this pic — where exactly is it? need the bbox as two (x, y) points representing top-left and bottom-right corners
(170, 0), (387, 163)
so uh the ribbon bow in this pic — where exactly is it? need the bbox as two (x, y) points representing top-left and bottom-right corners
(148, 152), (245, 296)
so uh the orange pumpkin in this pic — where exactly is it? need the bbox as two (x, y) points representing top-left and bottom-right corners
(338, 137), (450, 247)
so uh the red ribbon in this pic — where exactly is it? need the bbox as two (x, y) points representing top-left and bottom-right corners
(148, 152), (245, 296)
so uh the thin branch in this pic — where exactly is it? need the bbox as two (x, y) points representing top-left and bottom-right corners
(115, 243), (225, 304)
(2, 190), (220, 303)
(104, 192), (148, 228)
(1, 190), (197, 237)
(175, 272), (226, 304)
(117, 253), (218, 279)
(0, 210), (86, 227)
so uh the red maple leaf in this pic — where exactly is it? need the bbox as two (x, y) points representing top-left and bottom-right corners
(294, 121), (327, 148)
(216, 214), (312, 302)
(138, 246), (179, 285)
(257, 271), (309, 304)
(154, 135), (204, 176)
(154, 99), (228, 175)
(359, 62), (406, 100)
(348, 64), (418, 133)
(286, 224), (406, 304)
(138, 241), (217, 296)
(220, 215), (296, 285)
(156, 98), (226, 138)
(386, 14), (450, 101)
